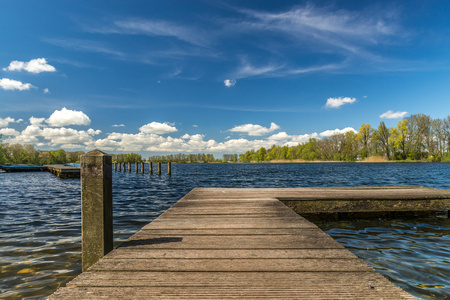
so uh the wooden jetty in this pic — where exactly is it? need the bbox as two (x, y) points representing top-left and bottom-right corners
(46, 186), (449, 299)
(0, 164), (47, 172)
(45, 165), (81, 179)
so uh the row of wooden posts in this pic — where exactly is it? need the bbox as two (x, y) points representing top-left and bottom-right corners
(113, 162), (171, 176)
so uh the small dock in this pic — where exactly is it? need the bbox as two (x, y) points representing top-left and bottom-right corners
(46, 186), (449, 299)
(45, 165), (80, 179)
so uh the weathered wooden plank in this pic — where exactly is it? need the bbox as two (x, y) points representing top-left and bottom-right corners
(132, 228), (329, 237)
(105, 248), (357, 259)
(51, 286), (415, 299)
(89, 257), (372, 272)
(66, 271), (400, 287)
(118, 235), (342, 249)
(137, 228), (324, 235)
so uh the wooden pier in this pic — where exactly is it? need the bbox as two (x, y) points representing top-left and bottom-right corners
(45, 165), (81, 179)
(46, 186), (447, 299)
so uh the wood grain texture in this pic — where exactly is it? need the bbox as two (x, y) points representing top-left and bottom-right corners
(49, 187), (422, 299)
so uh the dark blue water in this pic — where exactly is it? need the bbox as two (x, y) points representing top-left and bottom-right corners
(0, 163), (449, 299)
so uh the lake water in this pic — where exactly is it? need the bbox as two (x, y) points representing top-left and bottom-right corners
(0, 163), (449, 299)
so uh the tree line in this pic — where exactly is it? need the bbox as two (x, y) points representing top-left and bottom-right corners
(3, 114), (450, 165)
(239, 114), (450, 162)
(0, 143), (85, 165)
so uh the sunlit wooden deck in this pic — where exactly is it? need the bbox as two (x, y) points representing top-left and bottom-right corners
(47, 186), (449, 299)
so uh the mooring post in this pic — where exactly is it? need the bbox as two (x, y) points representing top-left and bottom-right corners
(114, 163), (117, 171)
(135, 162), (138, 173)
(80, 149), (113, 272)
(128, 162), (131, 173)
(149, 162), (153, 174)
(141, 162), (144, 174)
(168, 162), (172, 176)
(122, 163), (126, 172)
(118, 163), (121, 172)
(158, 162), (161, 175)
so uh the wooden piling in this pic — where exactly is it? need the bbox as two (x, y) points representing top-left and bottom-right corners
(123, 163), (126, 172)
(141, 162), (144, 174)
(114, 163), (117, 171)
(168, 162), (172, 176)
(135, 163), (138, 173)
(149, 162), (153, 174)
(158, 162), (161, 175)
(128, 163), (131, 173)
(118, 163), (121, 172)
(80, 149), (113, 272)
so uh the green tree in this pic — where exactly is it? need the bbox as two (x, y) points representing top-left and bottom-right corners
(377, 122), (391, 160)
(356, 123), (374, 158)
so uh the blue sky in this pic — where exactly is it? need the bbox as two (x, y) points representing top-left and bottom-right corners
(1, 0), (450, 156)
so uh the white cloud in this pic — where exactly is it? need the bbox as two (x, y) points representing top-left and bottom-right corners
(224, 79), (236, 87)
(43, 88), (50, 94)
(380, 110), (408, 119)
(325, 97), (357, 108)
(112, 124), (125, 127)
(139, 122), (177, 134)
(29, 117), (46, 126)
(3, 58), (56, 73)
(46, 107), (91, 127)
(319, 127), (357, 137)
(0, 117), (19, 128)
(228, 122), (280, 136)
(268, 132), (291, 141)
(0, 128), (20, 136)
(87, 129), (102, 135)
(0, 78), (33, 91)
(192, 124), (198, 127)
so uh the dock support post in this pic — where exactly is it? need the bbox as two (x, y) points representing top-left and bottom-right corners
(118, 163), (121, 172)
(149, 162), (153, 174)
(168, 162), (171, 176)
(158, 162), (161, 175)
(135, 162), (138, 173)
(114, 163), (117, 171)
(122, 163), (126, 172)
(128, 162), (131, 173)
(141, 162), (144, 174)
(81, 149), (113, 272)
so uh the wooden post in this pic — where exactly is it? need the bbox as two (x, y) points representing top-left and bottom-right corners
(128, 162), (131, 173)
(168, 162), (172, 176)
(123, 163), (126, 172)
(118, 163), (121, 172)
(141, 162), (144, 174)
(114, 163), (117, 171)
(81, 149), (113, 272)
(149, 162), (153, 174)
(135, 162), (138, 173)
(158, 162), (161, 175)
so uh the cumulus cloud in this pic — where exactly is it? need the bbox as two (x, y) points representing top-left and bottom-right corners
(0, 78), (34, 91)
(139, 122), (177, 134)
(379, 110), (408, 119)
(268, 132), (291, 141)
(43, 88), (50, 94)
(228, 122), (280, 136)
(3, 58), (56, 73)
(0, 128), (20, 136)
(46, 107), (91, 127)
(29, 117), (46, 126)
(319, 127), (357, 137)
(325, 97), (357, 108)
(224, 79), (236, 87)
(0, 117), (21, 128)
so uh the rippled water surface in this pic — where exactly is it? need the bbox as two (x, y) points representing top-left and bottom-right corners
(0, 163), (449, 299)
